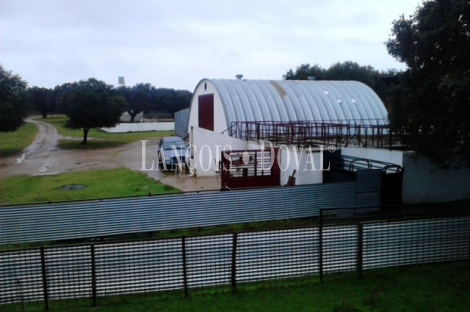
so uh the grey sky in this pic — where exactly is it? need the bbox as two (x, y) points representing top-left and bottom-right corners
(1, 0), (419, 92)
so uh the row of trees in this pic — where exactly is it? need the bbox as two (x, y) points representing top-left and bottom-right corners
(0, 67), (192, 143)
(117, 84), (191, 122)
(26, 82), (192, 121)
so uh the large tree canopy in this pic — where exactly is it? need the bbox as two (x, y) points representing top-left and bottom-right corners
(114, 86), (192, 120)
(27, 86), (54, 118)
(386, 0), (470, 167)
(0, 64), (28, 132)
(62, 78), (125, 144)
(124, 83), (152, 123)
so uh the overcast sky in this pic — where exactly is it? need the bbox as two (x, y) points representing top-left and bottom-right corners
(1, 0), (419, 92)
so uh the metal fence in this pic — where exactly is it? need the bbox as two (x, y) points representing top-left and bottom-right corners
(229, 120), (408, 150)
(1, 211), (469, 311)
(0, 183), (358, 246)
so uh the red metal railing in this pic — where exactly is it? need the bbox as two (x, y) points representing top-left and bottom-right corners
(229, 120), (408, 150)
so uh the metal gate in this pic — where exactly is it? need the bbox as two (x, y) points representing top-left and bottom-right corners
(220, 149), (280, 188)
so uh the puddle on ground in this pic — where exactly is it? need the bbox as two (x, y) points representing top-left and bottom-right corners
(62, 185), (86, 191)
(16, 153), (26, 163)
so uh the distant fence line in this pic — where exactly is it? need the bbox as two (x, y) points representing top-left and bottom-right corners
(0, 183), (367, 246)
(1, 211), (469, 311)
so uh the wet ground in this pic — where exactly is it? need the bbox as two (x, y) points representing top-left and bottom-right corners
(0, 119), (220, 192)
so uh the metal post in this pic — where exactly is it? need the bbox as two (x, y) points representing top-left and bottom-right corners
(40, 247), (49, 311)
(319, 210), (324, 283)
(182, 236), (189, 298)
(357, 223), (364, 279)
(91, 244), (97, 307)
(254, 151), (257, 177)
(231, 233), (238, 293)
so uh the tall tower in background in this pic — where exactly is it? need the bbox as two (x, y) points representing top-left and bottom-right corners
(118, 76), (125, 87)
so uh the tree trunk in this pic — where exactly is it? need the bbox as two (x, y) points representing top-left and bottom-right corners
(81, 127), (90, 144)
(41, 110), (47, 118)
(129, 112), (137, 123)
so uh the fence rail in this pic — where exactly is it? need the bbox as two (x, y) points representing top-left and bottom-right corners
(1, 212), (469, 311)
(229, 120), (408, 150)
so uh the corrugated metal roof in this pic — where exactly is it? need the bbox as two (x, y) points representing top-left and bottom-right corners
(199, 79), (388, 126)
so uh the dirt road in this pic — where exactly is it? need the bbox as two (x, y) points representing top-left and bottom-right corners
(0, 119), (220, 192)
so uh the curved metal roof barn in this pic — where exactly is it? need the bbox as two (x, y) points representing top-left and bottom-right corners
(194, 79), (388, 126)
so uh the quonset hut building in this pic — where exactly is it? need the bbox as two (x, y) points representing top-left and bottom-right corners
(186, 78), (470, 205)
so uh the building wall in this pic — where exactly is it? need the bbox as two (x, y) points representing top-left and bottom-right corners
(174, 108), (190, 138)
(191, 126), (250, 177)
(341, 147), (470, 204)
(188, 80), (229, 136)
(279, 147), (323, 185)
(401, 153), (470, 204)
(341, 147), (403, 166)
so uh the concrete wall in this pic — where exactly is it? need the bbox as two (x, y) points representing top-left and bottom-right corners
(279, 147), (323, 185)
(341, 147), (403, 166)
(402, 152), (470, 204)
(101, 122), (174, 133)
(191, 126), (250, 177)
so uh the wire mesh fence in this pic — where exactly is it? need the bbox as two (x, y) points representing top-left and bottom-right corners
(1, 211), (469, 311)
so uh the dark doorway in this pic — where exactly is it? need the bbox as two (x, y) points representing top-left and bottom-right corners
(198, 94), (214, 131)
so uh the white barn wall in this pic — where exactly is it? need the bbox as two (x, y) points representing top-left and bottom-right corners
(188, 80), (228, 135)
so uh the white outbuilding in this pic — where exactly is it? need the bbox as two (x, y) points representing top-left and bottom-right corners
(187, 78), (389, 184)
(188, 78), (388, 135)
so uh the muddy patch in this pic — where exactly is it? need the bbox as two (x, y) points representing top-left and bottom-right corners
(62, 184), (86, 191)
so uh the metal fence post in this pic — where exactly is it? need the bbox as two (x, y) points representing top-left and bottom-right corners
(319, 209), (324, 283)
(182, 236), (189, 298)
(91, 244), (97, 307)
(40, 247), (49, 311)
(231, 233), (238, 293)
(357, 223), (364, 279)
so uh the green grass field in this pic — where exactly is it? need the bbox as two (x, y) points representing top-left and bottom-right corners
(7, 261), (469, 312)
(0, 122), (38, 157)
(42, 116), (173, 149)
(0, 168), (179, 205)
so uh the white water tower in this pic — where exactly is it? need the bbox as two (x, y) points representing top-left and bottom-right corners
(118, 76), (125, 87)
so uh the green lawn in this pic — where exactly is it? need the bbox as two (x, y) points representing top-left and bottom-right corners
(0, 168), (179, 205)
(42, 116), (173, 149)
(0, 122), (38, 157)
(8, 261), (469, 312)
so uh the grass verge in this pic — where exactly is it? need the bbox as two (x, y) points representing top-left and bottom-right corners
(6, 261), (469, 312)
(0, 122), (38, 157)
(41, 116), (173, 149)
(0, 168), (179, 205)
